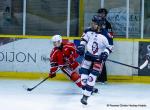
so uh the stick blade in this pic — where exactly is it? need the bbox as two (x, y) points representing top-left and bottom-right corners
(139, 60), (149, 69)
(27, 88), (33, 91)
(22, 85), (32, 92)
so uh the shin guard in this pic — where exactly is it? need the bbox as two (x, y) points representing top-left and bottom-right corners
(70, 72), (82, 88)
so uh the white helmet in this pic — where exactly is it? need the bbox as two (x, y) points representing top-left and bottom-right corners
(51, 35), (62, 43)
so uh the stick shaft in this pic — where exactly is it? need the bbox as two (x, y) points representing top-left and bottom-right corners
(28, 68), (61, 91)
(107, 59), (139, 69)
(30, 76), (49, 90)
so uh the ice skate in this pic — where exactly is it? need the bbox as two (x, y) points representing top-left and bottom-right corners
(80, 95), (88, 105)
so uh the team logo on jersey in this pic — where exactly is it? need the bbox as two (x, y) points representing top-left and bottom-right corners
(92, 42), (98, 54)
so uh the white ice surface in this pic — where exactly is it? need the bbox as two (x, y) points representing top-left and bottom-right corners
(0, 79), (150, 110)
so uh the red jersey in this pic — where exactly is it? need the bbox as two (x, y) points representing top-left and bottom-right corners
(50, 42), (78, 66)
(49, 42), (82, 88)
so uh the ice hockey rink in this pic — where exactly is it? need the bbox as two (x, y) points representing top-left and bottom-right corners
(0, 79), (150, 110)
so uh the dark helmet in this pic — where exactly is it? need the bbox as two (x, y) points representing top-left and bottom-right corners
(92, 15), (105, 26)
(92, 15), (100, 25)
(97, 8), (108, 15)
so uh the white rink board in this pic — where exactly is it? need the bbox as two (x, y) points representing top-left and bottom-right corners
(0, 39), (52, 72)
(0, 38), (139, 76)
(106, 41), (139, 76)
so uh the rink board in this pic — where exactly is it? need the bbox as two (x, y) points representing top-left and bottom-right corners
(0, 35), (150, 83)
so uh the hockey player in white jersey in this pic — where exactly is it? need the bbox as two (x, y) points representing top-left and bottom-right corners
(77, 15), (113, 105)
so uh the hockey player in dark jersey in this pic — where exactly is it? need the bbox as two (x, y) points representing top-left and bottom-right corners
(97, 8), (113, 41)
(96, 8), (114, 83)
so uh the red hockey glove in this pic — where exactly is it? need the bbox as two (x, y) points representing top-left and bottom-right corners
(68, 55), (75, 63)
(70, 61), (79, 70)
(49, 67), (57, 78)
(49, 73), (56, 78)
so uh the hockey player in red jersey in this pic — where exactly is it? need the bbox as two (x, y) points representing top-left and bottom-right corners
(49, 35), (82, 88)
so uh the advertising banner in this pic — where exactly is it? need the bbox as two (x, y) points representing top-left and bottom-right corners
(0, 38), (51, 72)
(0, 37), (80, 73)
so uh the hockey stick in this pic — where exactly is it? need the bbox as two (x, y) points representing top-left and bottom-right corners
(23, 76), (50, 91)
(23, 68), (61, 92)
(107, 58), (149, 70)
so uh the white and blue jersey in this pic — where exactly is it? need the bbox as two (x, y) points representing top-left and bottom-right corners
(80, 28), (112, 56)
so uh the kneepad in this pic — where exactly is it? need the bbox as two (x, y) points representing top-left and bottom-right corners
(70, 72), (80, 81)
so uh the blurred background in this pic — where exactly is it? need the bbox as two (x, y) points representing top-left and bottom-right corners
(0, 0), (149, 38)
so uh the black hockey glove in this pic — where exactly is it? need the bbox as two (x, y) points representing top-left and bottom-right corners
(99, 52), (108, 62)
(76, 45), (85, 56)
